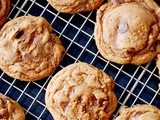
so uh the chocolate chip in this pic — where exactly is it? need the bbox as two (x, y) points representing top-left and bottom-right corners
(97, 99), (109, 110)
(98, 99), (104, 106)
(118, 22), (129, 34)
(0, 114), (4, 119)
(71, 87), (75, 94)
(149, 44), (156, 52)
(77, 96), (82, 103)
(15, 30), (23, 39)
(22, 52), (29, 59)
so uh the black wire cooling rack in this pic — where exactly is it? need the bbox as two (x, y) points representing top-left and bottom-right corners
(0, 0), (159, 120)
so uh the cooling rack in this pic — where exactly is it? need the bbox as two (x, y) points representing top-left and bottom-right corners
(0, 0), (159, 119)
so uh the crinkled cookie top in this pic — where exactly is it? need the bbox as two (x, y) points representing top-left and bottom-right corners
(45, 62), (117, 120)
(0, 16), (65, 81)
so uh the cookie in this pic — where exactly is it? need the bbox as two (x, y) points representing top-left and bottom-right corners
(0, 0), (10, 28)
(94, 0), (160, 65)
(156, 54), (160, 89)
(47, 0), (104, 14)
(0, 93), (25, 120)
(156, 54), (160, 74)
(0, 16), (65, 81)
(115, 104), (160, 120)
(45, 62), (117, 120)
(156, 54), (160, 73)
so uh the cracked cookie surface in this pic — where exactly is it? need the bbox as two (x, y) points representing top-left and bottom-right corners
(0, 93), (25, 120)
(47, 0), (104, 14)
(94, 0), (160, 65)
(45, 62), (117, 120)
(0, 0), (10, 28)
(115, 104), (160, 120)
(0, 16), (65, 81)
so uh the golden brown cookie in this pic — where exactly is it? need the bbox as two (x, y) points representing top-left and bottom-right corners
(45, 62), (117, 120)
(47, 0), (104, 14)
(0, 16), (65, 81)
(0, 93), (25, 120)
(0, 0), (10, 28)
(156, 54), (160, 75)
(115, 104), (160, 120)
(156, 54), (160, 89)
(94, 0), (160, 65)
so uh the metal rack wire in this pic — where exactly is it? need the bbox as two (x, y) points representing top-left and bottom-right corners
(0, 0), (159, 119)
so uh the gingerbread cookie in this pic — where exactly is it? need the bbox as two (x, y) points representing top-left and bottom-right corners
(47, 0), (104, 14)
(45, 62), (117, 120)
(0, 93), (25, 120)
(94, 0), (160, 65)
(0, 0), (10, 28)
(0, 16), (65, 81)
(115, 104), (160, 120)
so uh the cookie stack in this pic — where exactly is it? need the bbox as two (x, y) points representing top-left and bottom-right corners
(0, 0), (159, 120)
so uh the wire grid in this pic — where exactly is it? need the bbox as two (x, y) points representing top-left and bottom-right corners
(0, 0), (159, 119)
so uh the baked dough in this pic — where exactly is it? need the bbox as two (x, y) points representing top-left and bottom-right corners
(115, 104), (160, 120)
(0, 0), (10, 28)
(94, 0), (160, 65)
(0, 94), (25, 120)
(45, 62), (117, 120)
(0, 16), (65, 81)
(47, 0), (104, 14)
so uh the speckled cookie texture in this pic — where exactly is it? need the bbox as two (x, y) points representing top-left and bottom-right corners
(47, 0), (104, 14)
(0, 0), (10, 28)
(94, 0), (160, 65)
(0, 93), (25, 120)
(45, 62), (117, 120)
(0, 16), (65, 81)
(115, 104), (160, 120)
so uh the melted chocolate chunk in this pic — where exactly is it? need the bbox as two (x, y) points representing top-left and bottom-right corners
(118, 22), (129, 34)
(0, 114), (4, 119)
(98, 99), (108, 110)
(15, 30), (23, 39)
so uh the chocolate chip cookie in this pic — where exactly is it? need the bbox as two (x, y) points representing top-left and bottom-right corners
(115, 104), (160, 120)
(47, 0), (104, 14)
(156, 54), (160, 89)
(45, 62), (117, 120)
(94, 0), (160, 65)
(0, 93), (25, 120)
(0, 0), (10, 28)
(0, 16), (65, 81)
